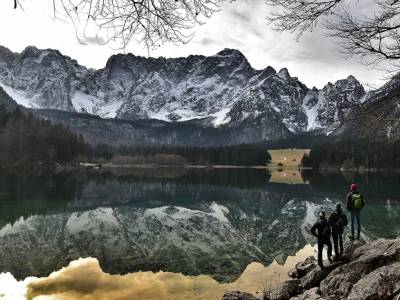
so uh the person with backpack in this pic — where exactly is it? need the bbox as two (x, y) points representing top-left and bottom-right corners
(311, 211), (333, 268)
(346, 183), (365, 240)
(328, 203), (348, 259)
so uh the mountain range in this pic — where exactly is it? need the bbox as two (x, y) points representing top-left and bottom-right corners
(0, 44), (392, 145)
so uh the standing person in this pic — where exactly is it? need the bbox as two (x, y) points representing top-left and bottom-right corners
(346, 183), (365, 240)
(328, 203), (348, 259)
(311, 211), (333, 269)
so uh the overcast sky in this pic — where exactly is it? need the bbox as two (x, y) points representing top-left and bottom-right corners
(0, 0), (388, 89)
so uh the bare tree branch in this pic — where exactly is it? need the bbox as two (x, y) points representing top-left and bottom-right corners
(266, 0), (400, 69)
(325, 3), (400, 67)
(266, 0), (344, 38)
(16, 0), (224, 50)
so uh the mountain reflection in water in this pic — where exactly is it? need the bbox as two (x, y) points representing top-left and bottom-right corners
(0, 168), (399, 298)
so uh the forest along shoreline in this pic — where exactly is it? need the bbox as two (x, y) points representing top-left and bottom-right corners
(223, 239), (400, 300)
(3, 104), (400, 175)
(0, 104), (272, 175)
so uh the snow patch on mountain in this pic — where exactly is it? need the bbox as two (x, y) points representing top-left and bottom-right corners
(0, 82), (35, 108)
(302, 92), (324, 131)
(72, 91), (122, 118)
(212, 108), (232, 126)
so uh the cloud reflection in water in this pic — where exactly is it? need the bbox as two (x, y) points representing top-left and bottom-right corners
(25, 245), (314, 300)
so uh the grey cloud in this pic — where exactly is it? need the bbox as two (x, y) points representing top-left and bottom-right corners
(197, 37), (218, 46)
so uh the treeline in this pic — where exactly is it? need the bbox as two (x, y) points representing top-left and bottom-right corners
(0, 106), (86, 172)
(88, 143), (271, 166)
(301, 139), (400, 170)
(0, 105), (270, 172)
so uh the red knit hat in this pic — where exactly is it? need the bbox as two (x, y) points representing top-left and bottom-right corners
(351, 184), (357, 191)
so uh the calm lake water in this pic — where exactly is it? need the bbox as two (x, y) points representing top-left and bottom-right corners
(0, 168), (399, 299)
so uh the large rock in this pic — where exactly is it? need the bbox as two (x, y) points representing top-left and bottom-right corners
(222, 291), (258, 300)
(271, 279), (301, 300)
(289, 287), (325, 300)
(300, 261), (343, 290)
(320, 239), (400, 299)
(341, 240), (366, 259)
(288, 256), (317, 279)
(347, 262), (400, 300)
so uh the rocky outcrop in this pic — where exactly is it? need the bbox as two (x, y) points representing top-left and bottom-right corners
(290, 288), (324, 300)
(320, 239), (400, 299)
(347, 263), (400, 300)
(300, 261), (345, 291)
(223, 239), (400, 300)
(270, 279), (301, 299)
(222, 291), (258, 300)
(288, 256), (317, 279)
(338, 71), (400, 141)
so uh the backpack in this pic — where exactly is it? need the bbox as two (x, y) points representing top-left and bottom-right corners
(335, 215), (345, 227)
(353, 193), (363, 210)
(320, 221), (330, 237)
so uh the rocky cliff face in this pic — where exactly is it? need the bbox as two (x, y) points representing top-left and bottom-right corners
(338, 72), (400, 140)
(0, 46), (87, 111)
(0, 45), (366, 142)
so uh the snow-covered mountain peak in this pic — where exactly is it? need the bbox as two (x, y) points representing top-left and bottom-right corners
(215, 48), (246, 59)
(0, 44), (366, 140)
(277, 68), (290, 81)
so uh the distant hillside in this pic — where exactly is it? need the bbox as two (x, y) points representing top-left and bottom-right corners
(338, 73), (400, 141)
(0, 86), (18, 111)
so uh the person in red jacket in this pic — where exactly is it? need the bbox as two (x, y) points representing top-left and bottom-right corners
(346, 183), (365, 240)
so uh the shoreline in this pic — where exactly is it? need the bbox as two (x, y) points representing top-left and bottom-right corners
(224, 238), (400, 300)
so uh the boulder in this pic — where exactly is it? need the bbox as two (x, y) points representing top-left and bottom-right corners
(347, 262), (400, 300)
(288, 256), (317, 279)
(289, 287), (325, 300)
(342, 240), (366, 259)
(320, 239), (400, 299)
(270, 279), (301, 300)
(222, 291), (258, 300)
(351, 239), (400, 261)
(300, 261), (343, 290)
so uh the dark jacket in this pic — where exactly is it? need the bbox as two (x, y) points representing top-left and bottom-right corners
(346, 191), (365, 212)
(311, 218), (331, 241)
(328, 210), (348, 234)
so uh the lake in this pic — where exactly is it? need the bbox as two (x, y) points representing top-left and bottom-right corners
(0, 168), (399, 299)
